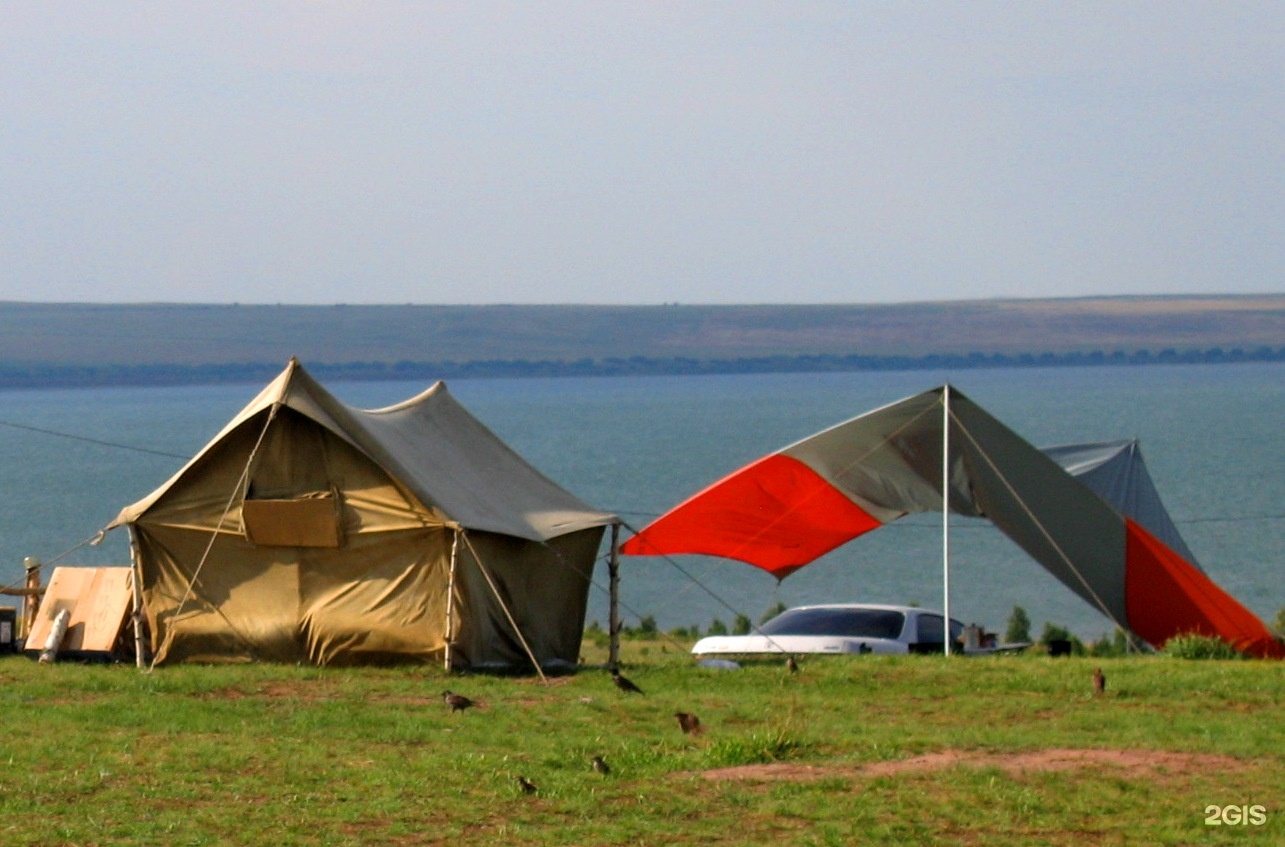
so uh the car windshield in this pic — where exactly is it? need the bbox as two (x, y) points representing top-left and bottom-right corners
(759, 608), (906, 640)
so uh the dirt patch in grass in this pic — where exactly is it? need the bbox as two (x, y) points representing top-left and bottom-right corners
(698, 748), (1243, 782)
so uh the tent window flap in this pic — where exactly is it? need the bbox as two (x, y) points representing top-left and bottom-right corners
(242, 493), (343, 548)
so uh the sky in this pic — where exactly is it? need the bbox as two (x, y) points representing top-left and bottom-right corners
(2, 2), (1282, 306)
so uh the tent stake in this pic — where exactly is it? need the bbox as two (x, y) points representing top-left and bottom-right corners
(942, 384), (951, 655)
(608, 523), (621, 670)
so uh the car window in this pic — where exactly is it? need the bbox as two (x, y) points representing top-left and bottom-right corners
(760, 608), (906, 640)
(917, 614), (942, 644)
(915, 614), (965, 644)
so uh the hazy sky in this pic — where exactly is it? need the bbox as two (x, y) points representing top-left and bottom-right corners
(3, 2), (1282, 305)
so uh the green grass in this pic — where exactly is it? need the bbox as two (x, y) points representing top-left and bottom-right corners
(0, 652), (1280, 846)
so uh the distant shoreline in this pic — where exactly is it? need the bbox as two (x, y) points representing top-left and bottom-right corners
(2, 297), (1281, 390)
(2, 345), (1281, 391)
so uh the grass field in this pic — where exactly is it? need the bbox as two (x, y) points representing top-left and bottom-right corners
(1, 647), (1281, 846)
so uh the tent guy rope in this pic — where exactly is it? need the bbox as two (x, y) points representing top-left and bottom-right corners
(147, 401), (281, 671)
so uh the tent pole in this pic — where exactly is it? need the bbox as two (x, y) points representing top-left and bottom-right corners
(608, 522), (621, 670)
(128, 533), (146, 669)
(444, 528), (459, 672)
(942, 385), (951, 655)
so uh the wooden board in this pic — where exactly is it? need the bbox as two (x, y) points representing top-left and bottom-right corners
(242, 496), (343, 548)
(25, 567), (132, 656)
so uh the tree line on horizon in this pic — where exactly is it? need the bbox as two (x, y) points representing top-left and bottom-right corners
(0, 344), (1281, 390)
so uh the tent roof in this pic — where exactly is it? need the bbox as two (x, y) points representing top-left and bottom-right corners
(111, 359), (617, 541)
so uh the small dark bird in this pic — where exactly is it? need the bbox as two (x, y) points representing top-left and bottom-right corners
(786, 655), (799, 674)
(442, 690), (475, 713)
(674, 711), (703, 735)
(515, 775), (538, 795)
(1092, 667), (1107, 695)
(612, 670), (644, 695)
(591, 755), (611, 775)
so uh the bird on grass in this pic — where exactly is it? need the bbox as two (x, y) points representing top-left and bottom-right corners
(515, 775), (538, 795)
(611, 670), (644, 695)
(786, 655), (799, 674)
(442, 690), (475, 713)
(591, 755), (611, 775)
(1092, 667), (1107, 695)
(674, 711), (703, 735)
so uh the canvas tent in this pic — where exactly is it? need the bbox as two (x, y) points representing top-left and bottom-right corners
(107, 359), (619, 669)
(621, 385), (1282, 659)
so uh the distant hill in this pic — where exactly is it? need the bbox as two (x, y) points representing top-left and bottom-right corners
(0, 295), (1281, 388)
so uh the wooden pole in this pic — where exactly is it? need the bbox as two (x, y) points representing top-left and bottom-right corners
(21, 556), (41, 642)
(608, 523), (621, 670)
(444, 528), (460, 671)
(128, 535), (146, 668)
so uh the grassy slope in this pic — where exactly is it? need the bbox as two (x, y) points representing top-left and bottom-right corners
(3, 648), (1280, 846)
(1, 295), (1282, 367)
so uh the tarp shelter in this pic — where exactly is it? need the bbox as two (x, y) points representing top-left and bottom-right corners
(621, 385), (1282, 658)
(108, 359), (619, 669)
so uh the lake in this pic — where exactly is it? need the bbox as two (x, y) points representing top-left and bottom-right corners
(0, 362), (1281, 643)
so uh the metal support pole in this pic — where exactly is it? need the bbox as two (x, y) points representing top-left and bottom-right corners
(942, 385), (952, 655)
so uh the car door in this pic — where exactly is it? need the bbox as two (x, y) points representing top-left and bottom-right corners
(912, 613), (965, 653)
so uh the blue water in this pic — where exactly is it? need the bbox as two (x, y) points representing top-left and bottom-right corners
(1, 363), (1281, 642)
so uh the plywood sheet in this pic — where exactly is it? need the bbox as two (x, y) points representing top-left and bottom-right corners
(25, 567), (132, 656)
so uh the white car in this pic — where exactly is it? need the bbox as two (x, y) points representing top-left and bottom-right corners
(690, 603), (976, 656)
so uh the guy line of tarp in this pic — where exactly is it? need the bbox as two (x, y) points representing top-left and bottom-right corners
(943, 396), (1130, 640)
(534, 521), (799, 661)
